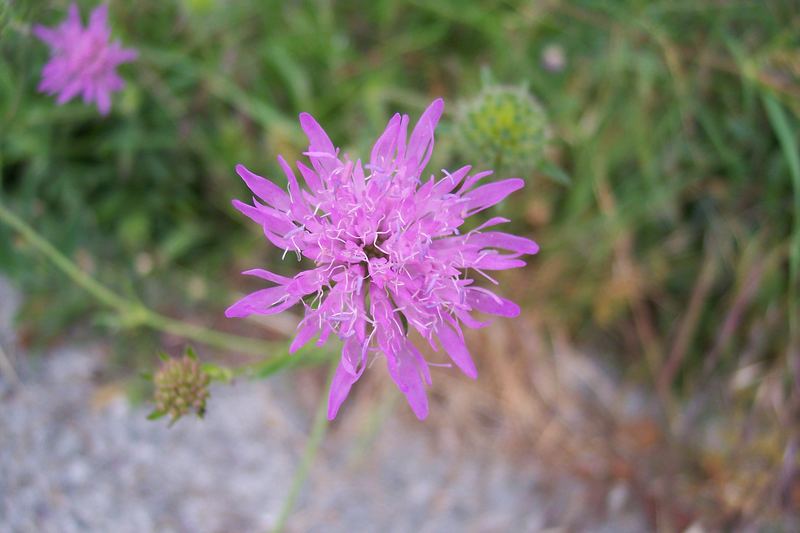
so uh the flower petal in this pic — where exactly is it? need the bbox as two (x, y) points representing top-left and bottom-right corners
(406, 98), (444, 175)
(96, 90), (111, 115)
(370, 113), (402, 173)
(32, 25), (58, 46)
(299, 112), (335, 155)
(299, 112), (340, 176)
(231, 200), (294, 237)
(435, 322), (477, 379)
(463, 178), (524, 214)
(467, 288), (520, 317)
(386, 346), (429, 420)
(242, 268), (293, 285)
(432, 165), (471, 196)
(67, 3), (81, 29)
(327, 362), (360, 420)
(278, 156), (312, 219)
(340, 335), (367, 377)
(290, 319), (320, 353)
(468, 231), (540, 255)
(472, 254), (527, 271)
(224, 287), (294, 318)
(296, 161), (323, 194)
(88, 4), (109, 36)
(235, 164), (290, 211)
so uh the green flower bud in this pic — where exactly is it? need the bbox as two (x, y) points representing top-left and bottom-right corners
(455, 86), (549, 177)
(152, 354), (210, 424)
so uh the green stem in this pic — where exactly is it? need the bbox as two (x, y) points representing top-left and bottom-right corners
(0, 201), (280, 357)
(139, 311), (277, 357)
(0, 202), (129, 311)
(272, 359), (337, 533)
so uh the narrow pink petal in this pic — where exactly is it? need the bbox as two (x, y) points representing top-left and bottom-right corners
(370, 113), (401, 171)
(32, 25), (58, 45)
(224, 287), (293, 318)
(386, 348), (429, 420)
(395, 114), (409, 164)
(468, 231), (540, 255)
(83, 84), (96, 103)
(235, 164), (290, 211)
(472, 254), (527, 270)
(435, 323), (477, 379)
(277, 156), (311, 218)
(463, 178), (524, 214)
(405, 98), (444, 174)
(467, 288), (520, 317)
(407, 342), (432, 385)
(231, 200), (294, 235)
(67, 3), (81, 29)
(340, 335), (367, 377)
(432, 165), (471, 196)
(352, 160), (366, 198)
(56, 81), (82, 104)
(473, 216), (511, 232)
(455, 308), (490, 329)
(113, 47), (139, 64)
(242, 268), (292, 285)
(298, 112), (335, 155)
(296, 161), (323, 194)
(290, 319), (320, 353)
(317, 323), (334, 346)
(327, 362), (360, 420)
(459, 169), (494, 193)
(88, 4), (109, 33)
(288, 268), (328, 295)
(96, 90), (111, 115)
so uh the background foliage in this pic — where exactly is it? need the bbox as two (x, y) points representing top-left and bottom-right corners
(2, 0), (799, 527)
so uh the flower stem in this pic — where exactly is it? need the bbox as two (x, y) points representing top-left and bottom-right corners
(272, 359), (337, 533)
(0, 201), (280, 357)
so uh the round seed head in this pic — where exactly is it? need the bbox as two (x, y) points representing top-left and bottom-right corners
(456, 86), (549, 177)
(153, 355), (210, 424)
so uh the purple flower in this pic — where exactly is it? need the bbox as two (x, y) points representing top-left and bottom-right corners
(228, 99), (538, 420)
(33, 3), (138, 115)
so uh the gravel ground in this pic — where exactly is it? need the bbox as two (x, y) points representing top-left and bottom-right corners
(0, 277), (645, 532)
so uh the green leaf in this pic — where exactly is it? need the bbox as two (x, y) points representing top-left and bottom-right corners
(762, 92), (800, 342)
(185, 346), (198, 360)
(147, 410), (166, 421)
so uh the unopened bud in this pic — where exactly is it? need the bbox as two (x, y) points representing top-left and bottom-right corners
(152, 354), (210, 424)
(456, 86), (549, 178)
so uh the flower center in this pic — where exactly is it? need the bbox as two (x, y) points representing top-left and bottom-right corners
(362, 241), (388, 260)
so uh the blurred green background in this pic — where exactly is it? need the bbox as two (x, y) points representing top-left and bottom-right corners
(2, 0), (799, 527)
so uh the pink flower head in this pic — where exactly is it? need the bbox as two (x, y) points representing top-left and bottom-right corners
(33, 3), (138, 115)
(228, 99), (538, 420)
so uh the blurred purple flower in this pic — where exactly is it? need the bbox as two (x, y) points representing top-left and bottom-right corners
(33, 3), (138, 115)
(228, 99), (538, 420)
(541, 44), (566, 73)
